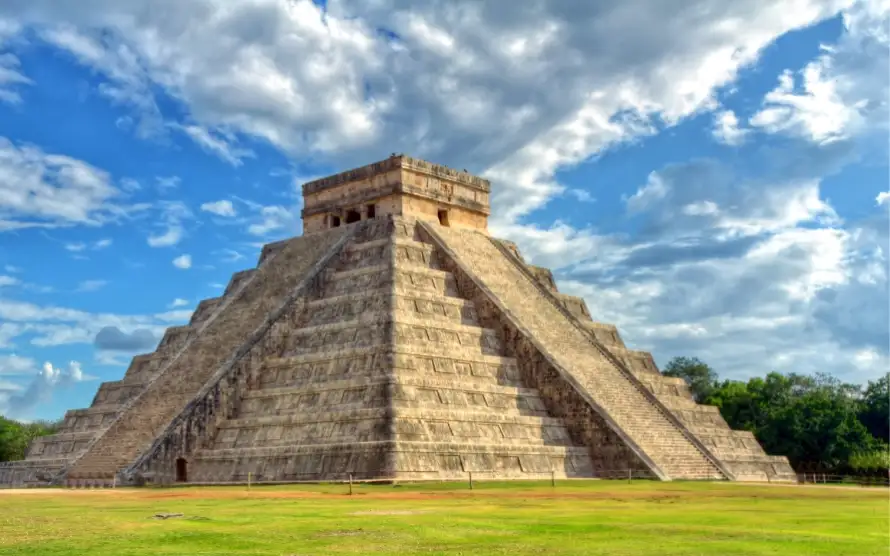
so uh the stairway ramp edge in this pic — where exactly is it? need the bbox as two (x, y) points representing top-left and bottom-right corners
(419, 222), (732, 481)
(482, 228), (734, 481)
(47, 235), (303, 485)
(120, 223), (364, 482)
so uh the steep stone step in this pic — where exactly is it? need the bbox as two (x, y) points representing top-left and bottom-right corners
(223, 269), (256, 297)
(258, 346), (523, 390)
(241, 375), (549, 419)
(182, 440), (593, 483)
(189, 297), (222, 326)
(303, 289), (390, 326)
(120, 353), (167, 383)
(553, 293), (592, 320)
(392, 319), (502, 356)
(393, 290), (479, 326)
(26, 431), (96, 459)
(324, 264), (460, 298)
(91, 380), (151, 407)
(155, 325), (193, 354)
(425, 223), (727, 480)
(278, 316), (388, 356)
(65, 228), (352, 481)
(213, 408), (389, 449)
(636, 376), (692, 398)
(581, 321), (626, 348)
(60, 405), (123, 433)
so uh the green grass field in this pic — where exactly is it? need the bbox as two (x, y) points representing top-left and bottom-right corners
(0, 481), (886, 555)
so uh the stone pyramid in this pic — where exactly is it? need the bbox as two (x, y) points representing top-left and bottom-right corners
(0, 155), (795, 487)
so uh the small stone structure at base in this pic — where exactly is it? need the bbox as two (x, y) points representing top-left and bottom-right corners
(0, 155), (796, 487)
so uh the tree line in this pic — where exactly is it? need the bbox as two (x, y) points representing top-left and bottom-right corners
(664, 357), (889, 474)
(0, 359), (887, 475)
(0, 417), (62, 462)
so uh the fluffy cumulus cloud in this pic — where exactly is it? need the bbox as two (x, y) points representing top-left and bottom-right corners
(742, 0), (889, 145)
(200, 199), (237, 217)
(0, 0), (857, 217)
(0, 0), (884, 388)
(712, 110), (750, 146)
(515, 152), (888, 382)
(172, 254), (192, 269)
(0, 137), (138, 231)
(0, 358), (96, 418)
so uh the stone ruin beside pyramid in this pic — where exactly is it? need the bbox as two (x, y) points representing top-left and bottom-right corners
(0, 154), (796, 487)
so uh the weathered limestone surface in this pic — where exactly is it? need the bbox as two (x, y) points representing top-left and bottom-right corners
(126, 217), (592, 484)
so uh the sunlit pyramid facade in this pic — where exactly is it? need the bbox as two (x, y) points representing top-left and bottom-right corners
(0, 154), (795, 487)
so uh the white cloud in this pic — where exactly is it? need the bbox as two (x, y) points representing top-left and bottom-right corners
(0, 359), (97, 418)
(64, 242), (86, 252)
(0, 51), (32, 104)
(711, 110), (749, 146)
(749, 1), (888, 145)
(172, 254), (192, 269)
(147, 226), (182, 247)
(168, 298), (189, 308)
(147, 200), (191, 247)
(0, 353), (34, 375)
(200, 199), (237, 217)
(0, 296), (191, 351)
(0, 274), (19, 287)
(64, 237), (111, 252)
(0, 0), (883, 391)
(877, 191), (890, 206)
(0, 0), (856, 224)
(749, 66), (862, 144)
(247, 205), (297, 237)
(0, 136), (141, 231)
(173, 124), (254, 166)
(38, 24), (164, 138)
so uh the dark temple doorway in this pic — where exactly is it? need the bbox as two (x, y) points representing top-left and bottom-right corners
(175, 458), (188, 482)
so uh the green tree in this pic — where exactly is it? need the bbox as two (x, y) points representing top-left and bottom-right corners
(706, 372), (879, 470)
(0, 416), (62, 462)
(663, 356), (718, 403)
(858, 374), (889, 444)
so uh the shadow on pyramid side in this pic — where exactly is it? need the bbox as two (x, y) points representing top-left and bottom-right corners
(0, 156), (795, 487)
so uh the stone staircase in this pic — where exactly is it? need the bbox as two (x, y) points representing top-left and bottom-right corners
(60, 227), (349, 486)
(422, 223), (729, 481)
(521, 250), (795, 481)
(0, 318), (194, 486)
(177, 217), (593, 483)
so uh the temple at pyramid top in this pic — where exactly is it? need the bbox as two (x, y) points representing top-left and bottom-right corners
(301, 154), (491, 234)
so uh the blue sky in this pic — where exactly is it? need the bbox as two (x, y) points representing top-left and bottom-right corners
(0, 0), (887, 422)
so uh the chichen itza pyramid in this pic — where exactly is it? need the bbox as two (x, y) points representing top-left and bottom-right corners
(0, 155), (796, 487)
